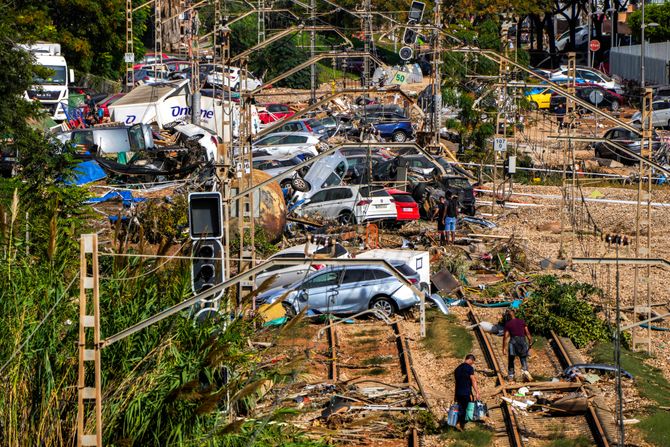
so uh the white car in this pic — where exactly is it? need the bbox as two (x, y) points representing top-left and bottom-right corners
(252, 132), (321, 158)
(172, 123), (221, 162)
(252, 155), (304, 179)
(631, 100), (670, 128)
(294, 185), (397, 224)
(291, 150), (348, 198)
(555, 25), (590, 52)
(254, 242), (350, 288)
(206, 66), (262, 91)
(550, 67), (623, 94)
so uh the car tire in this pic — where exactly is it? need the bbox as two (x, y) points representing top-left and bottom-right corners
(291, 177), (310, 192)
(338, 210), (356, 225)
(392, 130), (407, 142)
(282, 302), (296, 318)
(610, 100), (620, 112)
(529, 101), (539, 111)
(280, 179), (293, 189)
(370, 296), (396, 318)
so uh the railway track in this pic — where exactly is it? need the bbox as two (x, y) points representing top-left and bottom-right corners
(467, 302), (614, 447)
(319, 316), (432, 446)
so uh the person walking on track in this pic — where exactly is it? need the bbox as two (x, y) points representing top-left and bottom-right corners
(502, 309), (533, 381)
(453, 354), (480, 430)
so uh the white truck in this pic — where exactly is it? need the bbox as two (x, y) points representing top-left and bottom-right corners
(22, 42), (74, 121)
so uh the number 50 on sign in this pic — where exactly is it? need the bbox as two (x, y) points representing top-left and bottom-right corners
(494, 137), (507, 152)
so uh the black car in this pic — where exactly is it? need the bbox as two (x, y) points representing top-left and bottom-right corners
(591, 127), (662, 165)
(410, 176), (476, 217)
(550, 84), (624, 113)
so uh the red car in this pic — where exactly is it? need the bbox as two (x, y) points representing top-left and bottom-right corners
(258, 104), (294, 124)
(96, 93), (126, 118)
(386, 188), (419, 222)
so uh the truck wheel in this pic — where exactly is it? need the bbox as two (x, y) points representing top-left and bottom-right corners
(392, 130), (407, 142)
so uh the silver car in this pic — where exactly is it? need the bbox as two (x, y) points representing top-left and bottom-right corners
(255, 243), (350, 289)
(256, 264), (421, 317)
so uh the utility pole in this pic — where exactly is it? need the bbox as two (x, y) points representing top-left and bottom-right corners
(125, 0), (134, 90)
(155, 0), (163, 65)
(77, 234), (102, 447)
(632, 88), (653, 353)
(362, 0), (371, 89)
(432, 0), (442, 147)
(559, 52), (576, 259)
(640, 0), (645, 88)
(191, 8), (201, 125)
(310, 0), (317, 104)
(257, 0), (266, 44)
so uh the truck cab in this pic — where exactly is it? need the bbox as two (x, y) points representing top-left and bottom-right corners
(22, 42), (74, 121)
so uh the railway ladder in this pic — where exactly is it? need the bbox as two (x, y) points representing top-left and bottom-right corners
(77, 234), (102, 446)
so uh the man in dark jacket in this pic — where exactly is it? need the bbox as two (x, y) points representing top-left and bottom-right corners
(502, 309), (533, 381)
(453, 354), (480, 430)
(433, 196), (447, 245)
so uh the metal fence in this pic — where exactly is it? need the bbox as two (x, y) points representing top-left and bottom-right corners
(610, 41), (670, 85)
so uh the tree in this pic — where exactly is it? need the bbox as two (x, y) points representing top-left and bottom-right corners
(628, 3), (670, 43)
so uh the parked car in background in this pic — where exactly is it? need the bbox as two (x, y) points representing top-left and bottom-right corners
(131, 68), (170, 84)
(316, 115), (351, 137)
(550, 84), (624, 112)
(206, 66), (262, 91)
(133, 52), (171, 69)
(591, 127), (663, 164)
(252, 132), (321, 158)
(550, 67), (623, 94)
(386, 188), (419, 222)
(254, 242), (350, 289)
(555, 25), (590, 51)
(294, 185), (397, 224)
(358, 115), (414, 142)
(258, 104), (294, 124)
(255, 263), (421, 317)
(268, 119), (328, 140)
(525, 87), (552, 110)
(631, 101), (670, 128)
(654, 86), (670, 101)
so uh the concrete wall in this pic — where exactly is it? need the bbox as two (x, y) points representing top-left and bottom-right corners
(610, 41), (670, 85)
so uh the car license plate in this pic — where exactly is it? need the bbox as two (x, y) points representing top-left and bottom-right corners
(402, 207), (413, 212)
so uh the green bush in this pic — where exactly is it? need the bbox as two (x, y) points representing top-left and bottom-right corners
(519, 275), (612, 347)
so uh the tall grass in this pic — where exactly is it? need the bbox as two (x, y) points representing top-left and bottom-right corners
(0, 179), (323, 446)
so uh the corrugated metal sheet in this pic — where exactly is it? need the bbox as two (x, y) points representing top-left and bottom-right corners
(610, 41), (670, 85)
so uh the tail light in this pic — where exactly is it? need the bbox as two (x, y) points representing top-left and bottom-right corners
(305, 123), (313, 131)
(409, 278), (418, 284)
(313, 264), (325, 270)
(356, 199), (371, 206)
(389, 199), (395, 203)
(211, 136), (218, 145)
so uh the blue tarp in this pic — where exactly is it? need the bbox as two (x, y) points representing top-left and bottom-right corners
(86, 190), (147, 207)
(67, 160), (107, 185)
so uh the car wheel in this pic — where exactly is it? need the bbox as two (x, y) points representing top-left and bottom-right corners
(529, 101), (539, 111)
(370, 296), (396, 318)
(610, 100), (620, 112)
(392, 130), (407, 142)
(338, 210), (355, 225)
(280, 179), (292, 189)
(282, 302), (296, 318)
(291, 177), (310, 192)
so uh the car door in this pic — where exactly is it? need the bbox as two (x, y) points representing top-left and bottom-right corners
(296, 270), (342, 313)
(652, 102), (670, 127)
(298, 189), (329, 217)
(321, 187), (354, 218)
(336, 268), (376, 313)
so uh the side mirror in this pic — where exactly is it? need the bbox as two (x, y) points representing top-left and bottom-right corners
(297, 290), (309, 302)
(69, 69), (75, 84)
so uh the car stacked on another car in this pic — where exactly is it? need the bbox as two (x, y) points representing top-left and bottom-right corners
(631, 100), (670, 129)
(258, 104), (294, 124)
(386, 188), (419, 223)
(591, 127), (663, 164)
(252, 132), (321, 159)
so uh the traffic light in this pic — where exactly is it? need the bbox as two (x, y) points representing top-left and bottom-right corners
(191, 239), (224, 295)
(188, 192), (223, 240)
(402, 27), (418, 46)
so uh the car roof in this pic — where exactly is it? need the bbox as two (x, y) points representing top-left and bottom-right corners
(258, 131), (315, 138)
(386, 188), (411, 195)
